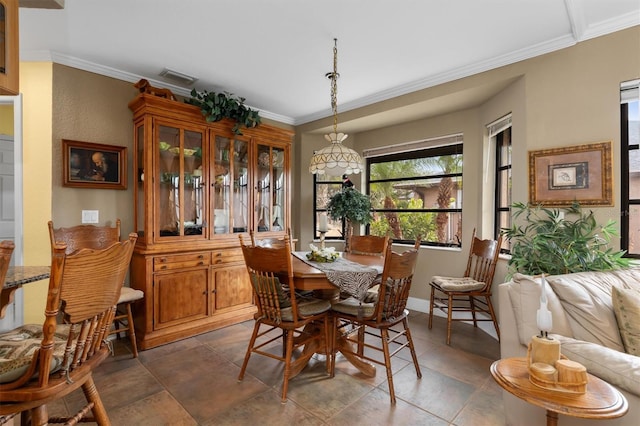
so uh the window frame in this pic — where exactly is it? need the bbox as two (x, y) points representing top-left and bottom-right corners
(621, 100), (640, 258)
(365, 142), (464, 248)
(312, 174), (346, 240)
(493, 126), (512, 253)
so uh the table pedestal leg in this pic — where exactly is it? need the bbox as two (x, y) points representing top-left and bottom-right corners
(546, 410), (558, 426)
(290, 320), (377, 378)
(335, 334), (376, 377)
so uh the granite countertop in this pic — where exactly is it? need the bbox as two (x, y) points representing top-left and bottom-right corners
(4, 266), (51, 289)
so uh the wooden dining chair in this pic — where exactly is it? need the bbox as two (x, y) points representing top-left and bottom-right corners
(249, 230), (286, 248)
(0, 233), (137, 425)
(330, 242), (422, 404)
(0, 240), (14, 286)
(238, 234), (332, 402)
(363, 238), (421, 303)
(428, 228), (502, 345)
(346, 234), (389, 256)
(48, 220), (144, 357)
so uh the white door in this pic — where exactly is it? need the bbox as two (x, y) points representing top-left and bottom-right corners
(0, 95), (23, 331)
(0, 135), (15, 241)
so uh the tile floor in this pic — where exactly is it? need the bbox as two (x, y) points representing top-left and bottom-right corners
(44, 312), (505, 425)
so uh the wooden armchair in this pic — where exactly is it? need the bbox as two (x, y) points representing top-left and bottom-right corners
(48, 220), (143, 357)
(331, 242), (422, 403)
(0, 233), (137, 425)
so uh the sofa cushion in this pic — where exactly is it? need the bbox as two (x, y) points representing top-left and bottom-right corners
(507, 274), (573, 346)
(612, 286), (640, 356)
(553, 334), (640, 397)
(546, 271), (627, 352)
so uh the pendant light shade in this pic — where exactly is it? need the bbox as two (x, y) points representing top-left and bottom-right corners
(309, 132), (363, 175)
(309, 39), (364, 176)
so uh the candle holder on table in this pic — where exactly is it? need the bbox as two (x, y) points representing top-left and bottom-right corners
(319, 231), (326, 249)
(528, 274), (587, 394)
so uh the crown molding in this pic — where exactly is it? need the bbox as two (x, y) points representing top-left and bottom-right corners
(565, 0), (640, 42)
(294, 33), (577, 125)
(20, 8), (639, 129)
(19, 50), (296, 125)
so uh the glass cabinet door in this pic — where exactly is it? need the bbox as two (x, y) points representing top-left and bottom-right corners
(135, 124), (145, 237)
(272, 147), (285, 231)
(232, 139), (249, 233)
(157, 124), (204, 239)
(255, 144), (286, 234)
(0, 0), (18, 95)
(212, 135), (249, 235)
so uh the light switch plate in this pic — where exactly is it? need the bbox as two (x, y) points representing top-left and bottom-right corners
(81, 210), (99, 224)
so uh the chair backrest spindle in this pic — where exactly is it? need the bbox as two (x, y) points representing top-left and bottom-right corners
(464, 229), (501, 290)
(374, 243), (419, 322)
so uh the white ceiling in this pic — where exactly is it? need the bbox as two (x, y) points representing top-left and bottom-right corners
(19, 0), (640, 126)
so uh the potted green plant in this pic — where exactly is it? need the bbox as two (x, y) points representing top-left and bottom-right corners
(186, 89), (261, 135)
(327, 187), (373, 250)
(501, 201), (631, 278)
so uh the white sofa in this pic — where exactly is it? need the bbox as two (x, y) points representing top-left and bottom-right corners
(499, 269), (640, 425)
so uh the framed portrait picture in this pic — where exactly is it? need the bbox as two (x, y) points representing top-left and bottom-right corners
(63, 139), (127, 190)
(528, 141), (612, 206)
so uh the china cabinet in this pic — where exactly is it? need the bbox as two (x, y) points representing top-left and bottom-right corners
(129, 92), (292, 349)
(0, 0), (18, 95)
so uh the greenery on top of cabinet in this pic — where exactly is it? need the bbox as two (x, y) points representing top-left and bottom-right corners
(187, 89), (261, 135)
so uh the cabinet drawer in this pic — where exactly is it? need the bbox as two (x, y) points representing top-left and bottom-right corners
(154, 252), (211, 271)
(211, 249), (244, 265)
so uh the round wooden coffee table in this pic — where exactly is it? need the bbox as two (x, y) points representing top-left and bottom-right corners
(491, 357), (628, 426)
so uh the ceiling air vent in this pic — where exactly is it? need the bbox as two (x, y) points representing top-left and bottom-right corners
(159, 68), (198, 86)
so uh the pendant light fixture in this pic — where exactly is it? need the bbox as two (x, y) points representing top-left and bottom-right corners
(309, 39), (364, 176)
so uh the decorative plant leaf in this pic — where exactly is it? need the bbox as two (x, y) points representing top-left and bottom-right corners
(501, 201), (631, 278)
(186, 89), (261, 135)
(326, 187), (373, 225)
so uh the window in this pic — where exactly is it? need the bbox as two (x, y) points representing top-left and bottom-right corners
(313, 174), (345, 239)
(364, 135), (463, 247)
(489, 114), (512, 252)
(621, 79), (640, 257)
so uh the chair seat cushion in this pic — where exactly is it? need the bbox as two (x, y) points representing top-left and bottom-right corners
(118, 286), (144, 304)
(281, 297), (331, 321)
(364, 284), (379, 303)
(0, 323), (71, 384)
(331, 297), (376, 318)
(431, 276), (486, 292)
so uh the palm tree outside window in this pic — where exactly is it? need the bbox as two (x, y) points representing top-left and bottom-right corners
(365, 137), (463, 247)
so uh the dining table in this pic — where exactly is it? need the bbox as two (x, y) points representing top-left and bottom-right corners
(290, 251), (385, 377)
(1, 266), (51, 319)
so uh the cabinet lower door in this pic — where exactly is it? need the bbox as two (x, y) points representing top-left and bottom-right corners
(154, 268), (209, 329)
(213, 265), (252, 311)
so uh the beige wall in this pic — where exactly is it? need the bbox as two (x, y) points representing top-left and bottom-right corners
(0, 105), (13, 134)
(51, 64), (138, 233)
(21, 62), (53, 323)
(19, 26), (640, 321)
(296, 26), (640, 304)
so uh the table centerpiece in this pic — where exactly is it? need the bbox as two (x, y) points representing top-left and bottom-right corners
(306, 244), (339, 263)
